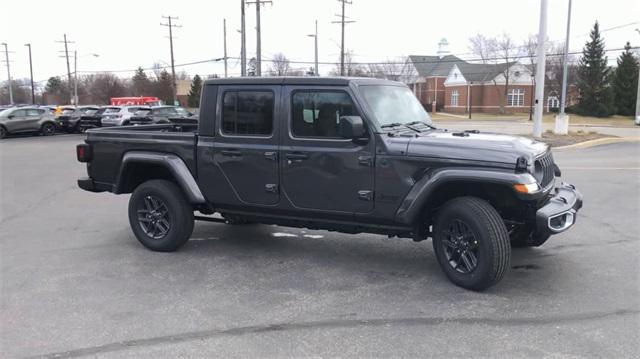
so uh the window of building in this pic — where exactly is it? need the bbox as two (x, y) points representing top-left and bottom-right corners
(222, 91), (274, 136)
(507, 88), (525, 107)
(451, 90), (459, 106)
(291, 91), (358, 138)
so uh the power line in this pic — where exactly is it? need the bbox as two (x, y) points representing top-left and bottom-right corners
(160, 15), (181, 104)
(53, 46), (637, 78)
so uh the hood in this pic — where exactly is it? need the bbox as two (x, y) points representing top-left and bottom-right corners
(403, 130), (548, 165)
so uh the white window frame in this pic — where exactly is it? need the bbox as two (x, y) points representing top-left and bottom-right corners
(451, 90), (459, 106)
(507, 88), (524, 107)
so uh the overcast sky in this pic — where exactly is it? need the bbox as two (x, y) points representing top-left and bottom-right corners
(1, 0), (638, 85)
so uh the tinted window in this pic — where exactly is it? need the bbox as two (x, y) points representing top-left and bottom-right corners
(12, 109), (27, 117)
(291, 91), (358, 138)
(26, 109), (43, 116)
(222, 91), (274, 136)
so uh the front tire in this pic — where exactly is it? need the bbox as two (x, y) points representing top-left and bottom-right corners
(0, 126), (7, 139)
(432, 197), (510, 291)
(128, 180), (194, 252)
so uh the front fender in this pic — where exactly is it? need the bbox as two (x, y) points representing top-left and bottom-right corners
(394, 167), (537, 224)
(114, 151), (206, 204)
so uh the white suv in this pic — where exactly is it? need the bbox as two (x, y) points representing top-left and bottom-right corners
(100, 106), (150, 127)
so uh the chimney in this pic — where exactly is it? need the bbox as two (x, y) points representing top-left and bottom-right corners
(437, 38), (450, 59)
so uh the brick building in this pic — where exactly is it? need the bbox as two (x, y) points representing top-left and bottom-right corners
(442, 62), (534, 114)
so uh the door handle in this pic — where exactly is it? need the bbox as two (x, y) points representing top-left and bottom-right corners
(221, 149), (242, 157)
(264, 151), (277, 161)
(286, 152), (309, 160)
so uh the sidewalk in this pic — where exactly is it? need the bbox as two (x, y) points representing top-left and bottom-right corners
(431, 116), (640, 138)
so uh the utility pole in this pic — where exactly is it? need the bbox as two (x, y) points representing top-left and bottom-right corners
(555, 0), (572, 134)
(74, 51), (78, 106)
(161, 15), (181, 105)
(247, 0), (272, 77)
(533, 0), (548, 138)
(223, 18), (228, 77)
(1, 43), (13, 105)
(56, 34), (74, 105)
(307, 20), (319, 76)
(24, 44), (35, 104)
(241, 0), (246, 76)
(332, 0), (354, 76)
(635, 29), (640, 126)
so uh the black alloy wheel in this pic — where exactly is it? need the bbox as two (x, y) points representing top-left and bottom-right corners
(41, 123), (55, 136)
(137, 195), (171, 240)
(440, 219), (479, 274)
(0, 126), (6, 139)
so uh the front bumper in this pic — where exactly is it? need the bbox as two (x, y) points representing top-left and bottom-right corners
(535, 182), (583, 236)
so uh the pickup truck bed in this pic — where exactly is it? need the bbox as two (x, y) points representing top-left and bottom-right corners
(84, 124), (198, 192)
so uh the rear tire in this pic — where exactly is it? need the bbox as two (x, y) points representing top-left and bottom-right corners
(128, 180), (194, 252)
(432, 196), (510, 291)
(41, 122), (56, 136)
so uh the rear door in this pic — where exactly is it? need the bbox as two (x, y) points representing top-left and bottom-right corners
(25, 109), (45, 130)
(210, 85), (281, 206)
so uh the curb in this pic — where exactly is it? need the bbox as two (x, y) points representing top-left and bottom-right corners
(553, 136), (640, 150)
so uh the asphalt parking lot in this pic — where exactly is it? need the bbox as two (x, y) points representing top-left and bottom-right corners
(1, 134), (639, 358)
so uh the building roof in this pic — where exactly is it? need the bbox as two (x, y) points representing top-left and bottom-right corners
(455, 62), (515, 82)
(408, 55), (466, 77)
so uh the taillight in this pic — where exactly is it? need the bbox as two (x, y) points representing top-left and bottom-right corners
(76, 144), (93, 162)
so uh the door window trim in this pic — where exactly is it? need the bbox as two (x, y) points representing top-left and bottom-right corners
(218, 89), (276, 139)
(288, 88), (364, 143)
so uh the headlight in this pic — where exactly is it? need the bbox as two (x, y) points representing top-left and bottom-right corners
(513, 182), (540, 194)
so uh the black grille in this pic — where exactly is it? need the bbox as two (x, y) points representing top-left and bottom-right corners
(535, 152), (555, 188)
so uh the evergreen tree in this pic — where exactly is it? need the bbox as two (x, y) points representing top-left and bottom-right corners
(152, 70), (174, 105)
(612, 42), (639, 116)
(187, 75), (202, 108)
(576, 22), (615, 117)
(131, 67), (151, 96)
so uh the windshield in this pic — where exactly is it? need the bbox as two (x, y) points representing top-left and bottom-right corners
(61, 109), (75, 115)
(175, 107), (190, 116)
(360, 85), (432, 128)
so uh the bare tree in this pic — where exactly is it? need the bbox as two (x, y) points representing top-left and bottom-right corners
(85, 73), (127, 104)
(469, 33), (520, 113)
(268, 53), (291, 76)
(366, 57), (417, 83)
(330, 51), (367, 76)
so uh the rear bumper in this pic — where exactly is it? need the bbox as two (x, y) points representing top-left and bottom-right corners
(77, 177), (109, 193)
(535, 182), (583, 236)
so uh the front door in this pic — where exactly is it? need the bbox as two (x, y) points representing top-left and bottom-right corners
(211, 85), (281, 206)
(281, 86), (375, 214)
(6, 109), (28, 132)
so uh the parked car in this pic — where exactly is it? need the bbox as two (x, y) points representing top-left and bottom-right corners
(128, 106), (194, 125)
(0, 106), (57, 139)
(100, 106), (151, 127)
(76, 77), (583, 291)
(57, 106), (100, 133)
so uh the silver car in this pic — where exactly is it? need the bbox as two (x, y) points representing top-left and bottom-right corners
(0, 107), (57, 139)
(101, 106), (151, 127)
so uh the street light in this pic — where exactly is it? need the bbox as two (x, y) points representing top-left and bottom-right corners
(307, 20), (319, 76)
(74, 52), (99, 106)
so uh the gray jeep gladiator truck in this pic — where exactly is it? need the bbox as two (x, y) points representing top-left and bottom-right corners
(76, 77), (582, 290)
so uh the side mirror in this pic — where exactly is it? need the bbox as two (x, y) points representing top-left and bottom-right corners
(339, 116), (366, 139)
(7, 115), (14, 119)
